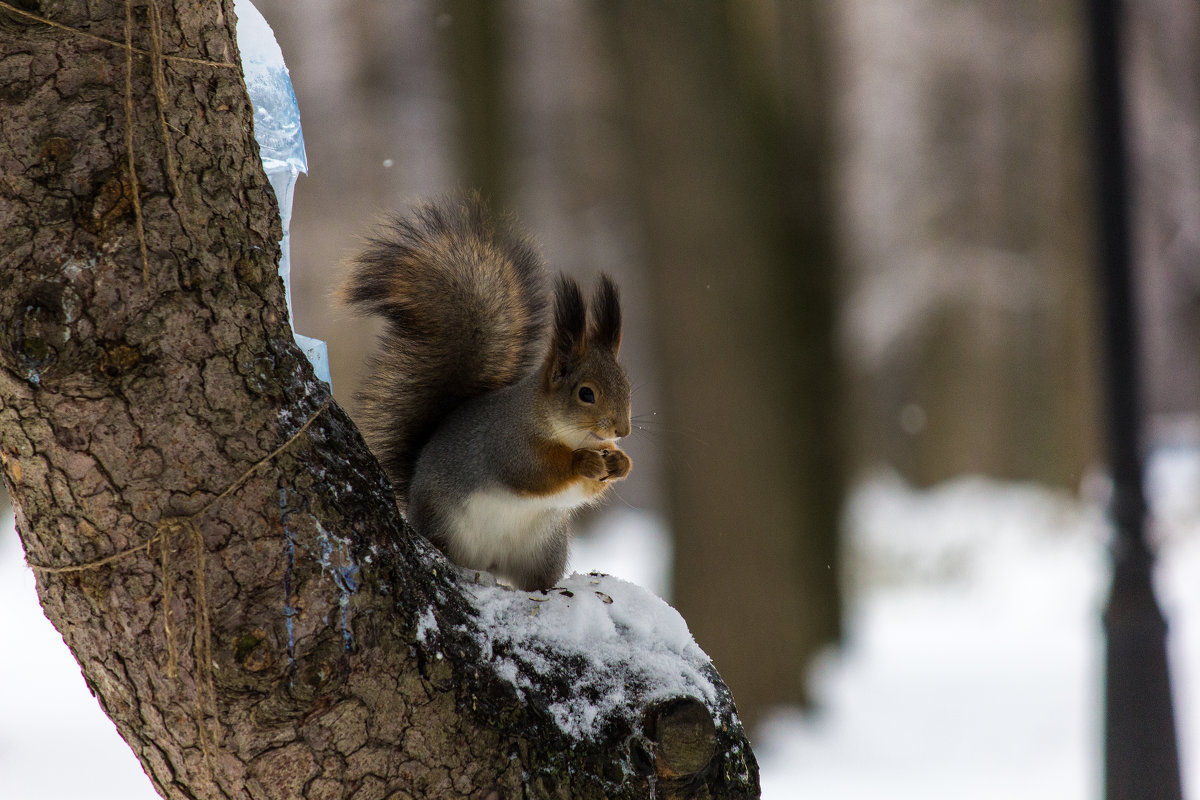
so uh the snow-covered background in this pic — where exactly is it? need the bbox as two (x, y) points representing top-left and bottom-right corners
(3, 447), (1198, 799)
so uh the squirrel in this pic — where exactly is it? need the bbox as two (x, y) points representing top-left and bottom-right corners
(342, 194), (632, 592)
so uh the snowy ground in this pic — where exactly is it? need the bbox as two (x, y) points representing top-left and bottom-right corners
(2, 451), (1198, 799)
(758, 451), (1200, 799)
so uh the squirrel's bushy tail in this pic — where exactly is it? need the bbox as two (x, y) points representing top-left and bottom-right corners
(342, 193), (549, 507)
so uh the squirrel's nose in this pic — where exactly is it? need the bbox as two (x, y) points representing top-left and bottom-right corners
(615, 417), (631, 439)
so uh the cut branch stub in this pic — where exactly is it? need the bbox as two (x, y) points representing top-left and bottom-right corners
(647, 696), (718, 778)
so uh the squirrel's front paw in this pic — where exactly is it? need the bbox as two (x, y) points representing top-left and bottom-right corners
(572, 447), (631, 482)
(600, 448), (631, 481)
(572, 449), (608, 481)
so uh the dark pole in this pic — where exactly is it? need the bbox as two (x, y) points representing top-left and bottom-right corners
(1084, 2), (1185, 799)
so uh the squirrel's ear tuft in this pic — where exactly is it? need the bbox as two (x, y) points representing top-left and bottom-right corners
(589, 273), (622, 356)
(544, 273), (586, 387)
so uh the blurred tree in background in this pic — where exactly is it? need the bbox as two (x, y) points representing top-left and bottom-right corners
(441, 0), (509, 202)
(244, 0), (1199, 732)
(601, 0), (844, 726)
(836, 1), (1101, 489)
(1125, 0), (1200, 423)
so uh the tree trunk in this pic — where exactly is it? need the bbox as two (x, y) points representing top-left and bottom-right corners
(0, 3), (758, 798)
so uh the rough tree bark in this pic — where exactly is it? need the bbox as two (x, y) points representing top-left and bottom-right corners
(0, 2), (759, 798)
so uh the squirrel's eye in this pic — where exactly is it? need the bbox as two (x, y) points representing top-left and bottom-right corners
(578, 386), (596, 404)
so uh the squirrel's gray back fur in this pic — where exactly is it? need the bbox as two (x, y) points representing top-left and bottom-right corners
(343, 194), (549, 508)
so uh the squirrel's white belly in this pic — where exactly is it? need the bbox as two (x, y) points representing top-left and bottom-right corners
(449, 484), (591, 571)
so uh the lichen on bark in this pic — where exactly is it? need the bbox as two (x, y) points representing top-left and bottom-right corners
(0, 2), (759, 798)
